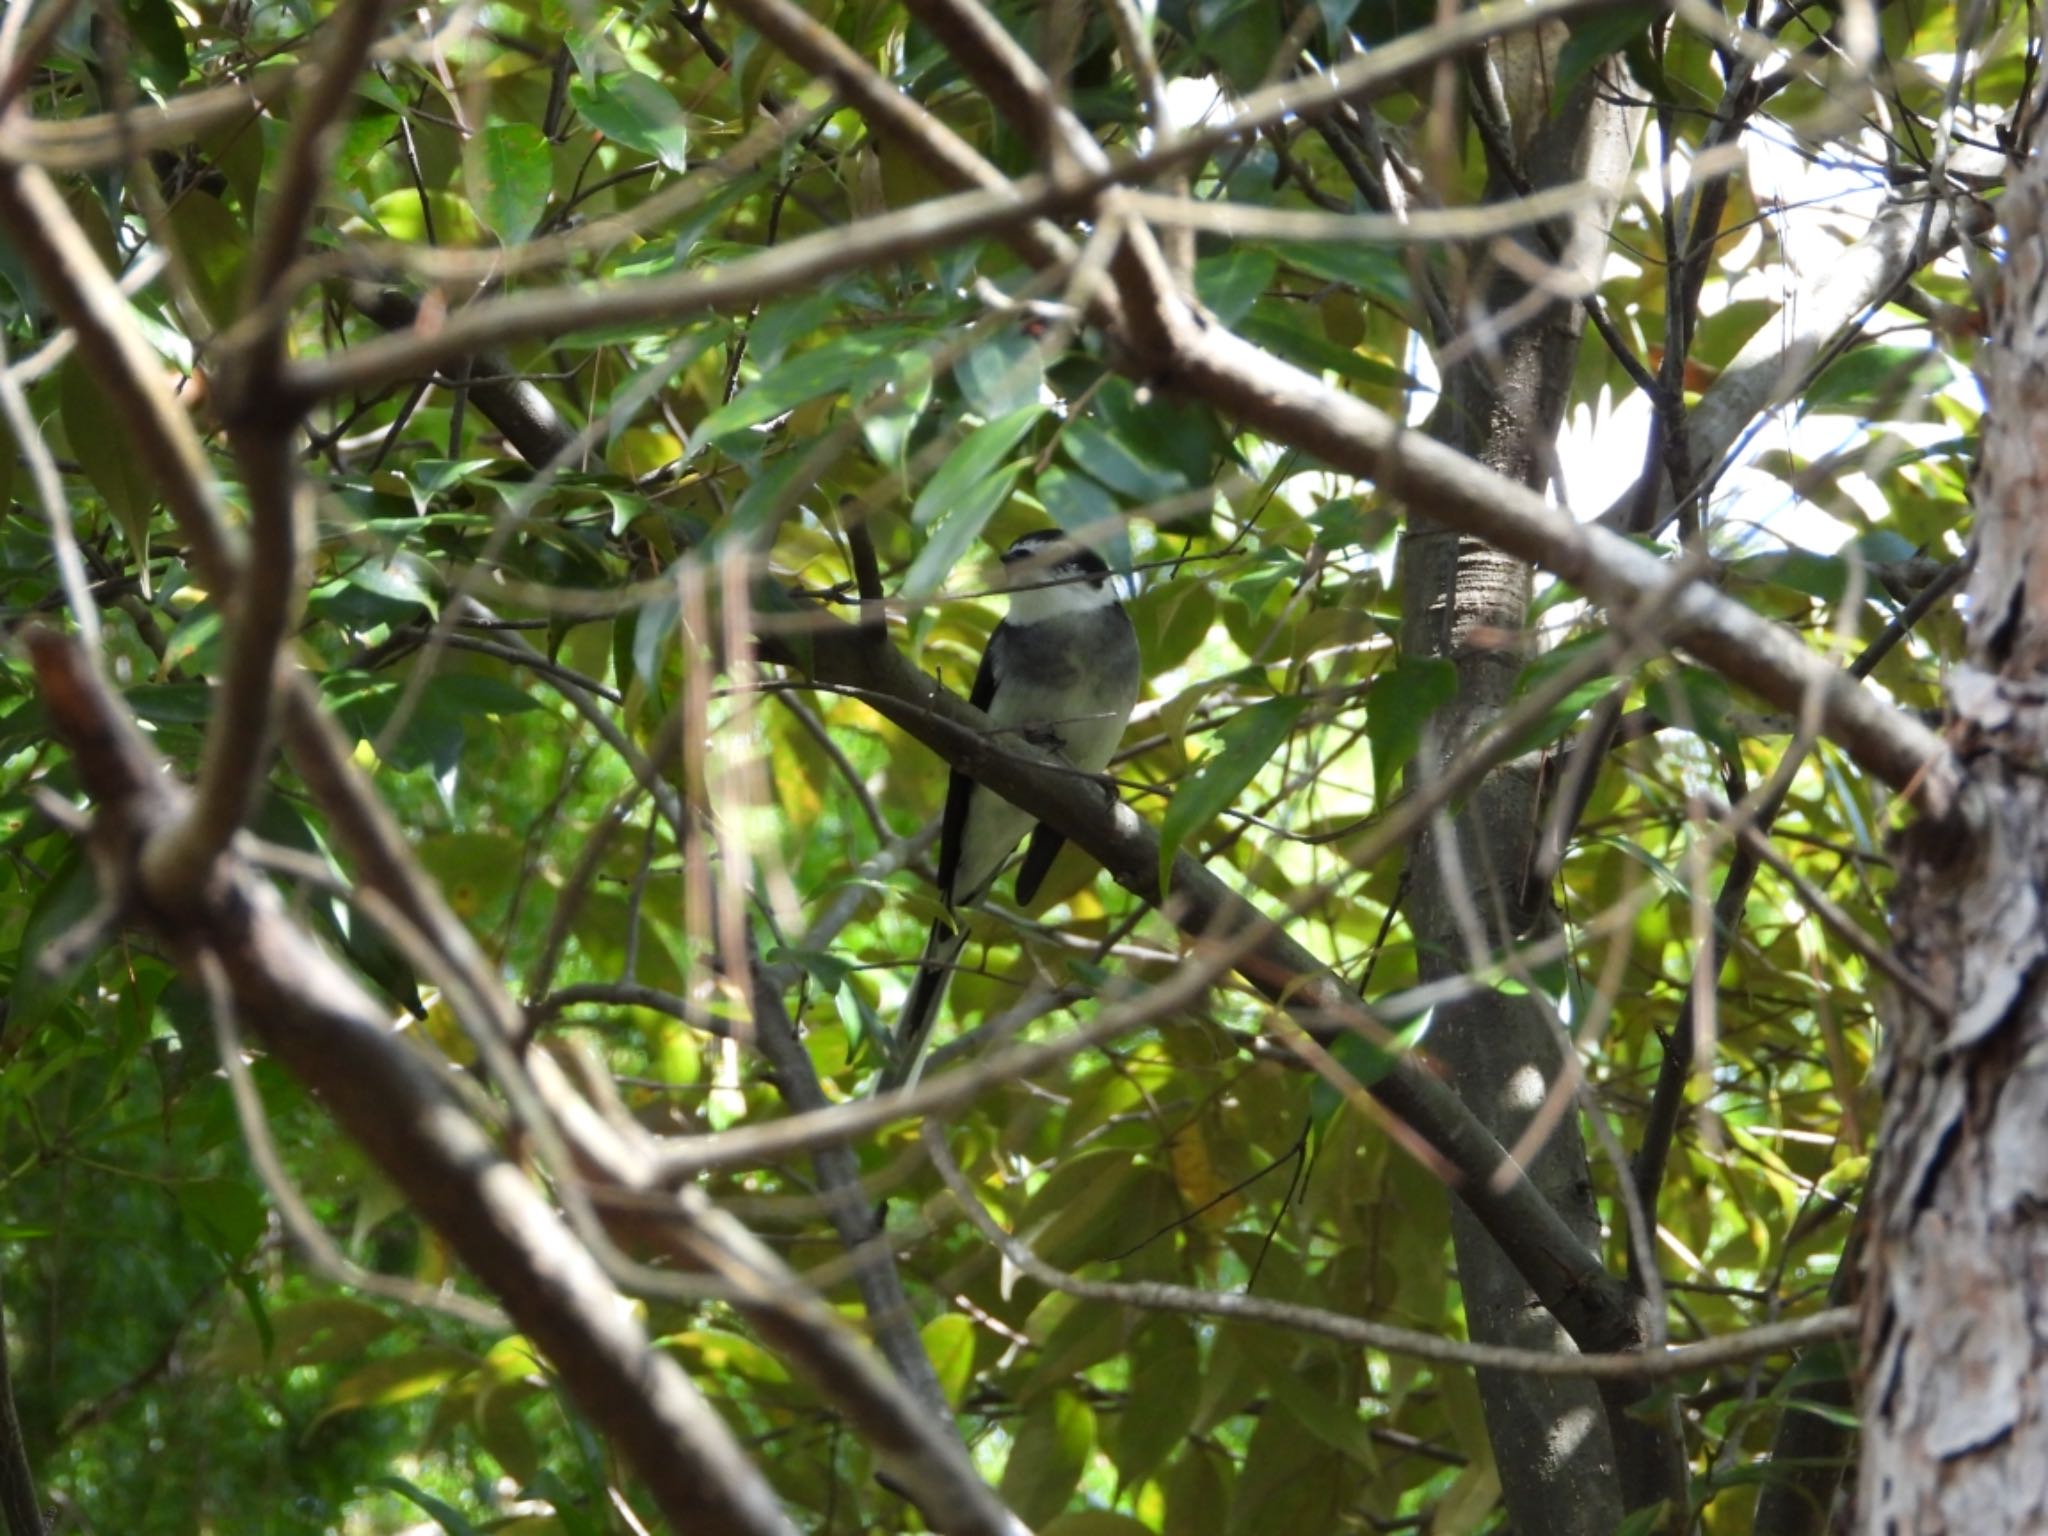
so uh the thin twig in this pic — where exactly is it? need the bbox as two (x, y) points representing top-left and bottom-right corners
(921, 1120), (1855, 1381)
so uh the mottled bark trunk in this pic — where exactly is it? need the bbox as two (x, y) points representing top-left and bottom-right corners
(1861, 120), (2048, 1532)
(1393, 60), (1665, 1532)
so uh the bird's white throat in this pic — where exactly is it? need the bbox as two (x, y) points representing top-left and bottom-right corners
(1004, 574), (1122, 626)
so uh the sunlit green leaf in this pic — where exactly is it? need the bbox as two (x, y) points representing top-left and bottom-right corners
(570, 70), (689, 172)
(1803, 345), (1954, 416)
(1366, 655), (1455, 801)
(1159, 696), (1307, 893)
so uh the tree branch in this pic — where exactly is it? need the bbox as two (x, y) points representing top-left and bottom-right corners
(1594, 191), (1985, 533)
(923, 1120), (1854, 1380)
(1152, 322), (1955, 812)
(347, 284), (578, 465)
(761, 610), (1655, 1360)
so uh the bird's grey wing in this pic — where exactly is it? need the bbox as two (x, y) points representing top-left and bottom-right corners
(938, 629), (1006, 907)
(1014, 823), (1066, 905)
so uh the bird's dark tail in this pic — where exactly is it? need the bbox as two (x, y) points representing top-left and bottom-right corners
(879, 916), (967, 1093)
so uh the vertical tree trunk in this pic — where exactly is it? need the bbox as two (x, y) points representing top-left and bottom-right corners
(1394, 61), (1659, 1531)
(1862, 114), (2048, 1531)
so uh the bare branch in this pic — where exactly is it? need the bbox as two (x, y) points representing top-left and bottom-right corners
(199, 950), (510, 1330)
(528, 979), (734, 1040)
(0, 62), (301, 170)
(741, 938), (954, 1421)
(1155, 323), (1955, 811)
(242, 0), (400, 310)
(0, 330), (98, 651)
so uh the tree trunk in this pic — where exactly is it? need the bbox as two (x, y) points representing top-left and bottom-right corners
(1394, 60), (1664, 1531)
(1861, 117), (2048, 1531)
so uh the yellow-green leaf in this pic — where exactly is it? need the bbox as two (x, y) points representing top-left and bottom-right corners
(922, 1313), (976, 1408)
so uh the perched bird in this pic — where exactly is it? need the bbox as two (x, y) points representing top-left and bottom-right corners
(881, 530), (1142, 1091)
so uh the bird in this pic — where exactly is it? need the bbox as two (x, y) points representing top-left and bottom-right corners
(879, 529), (1142, 1092)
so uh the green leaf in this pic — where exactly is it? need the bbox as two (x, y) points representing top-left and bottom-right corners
(1159, 697), (1308, 894)
(1060, 419), (1187, 501)
(1366, 655), (1456, 801)
(175, 1178), (266, 1266)
(1195, 248), (1275, 326)
(260, 1298), (399, 1371)
(466, 121), (553, 242)
(364, 188), (483, 246)
(1552, 4), (1659, 107)
(901, 462), (1023, 604)
(855, 348), (935, 466)
(1270, 242), (1410, 308)
(346, 550), (438, 613)
(417, 831), (524, 922)
(1129, 577), (1217, 675)
(9, 847), (101, 1031)
(922, 1313), (976, 1408)
(570, 70), (689, 172)
(1000, 1390), (1097, 1527)
(957, 329), (1044, 420)
(1727, 549), (1849, 604)
(1614, 1501), (1674, 1536)
(324, 1345), (477, 1419)
(1037, 465), (1126, 567)
(1802, 345), (1954, 416)
(365, 187), (485, 245)
(1588, 833), (1691, 901)
(60, 356), (155, 587)
(1097, 376), (1225, 493)
(768, 944), (852, 994)
(125, 683), (215, 727)
(1239, 314), (1416, 391)
(1647, 666), (1740, 754)
(912, 405), (1045, 527)
(695, 331), (906, 443)
(1309, 1021), (1425, 1126)
(1044, 1516), (1159, 1536)
(121, 0), (188, 91)
(1115, 1327), (1202, 1492)
(431, 674), (541, 719)
(371, 1475), (482, 1536)
(1781, 1396), (1860, 1429)
(1779, 1339), (1851, 1393)
(477, 1385), (541, 1483)
(658, 1328), (792, 1386)
(1500, 675), (1616, 759)
(165, 192), (248, 329)
(1164, 1445), (1230, 1536)
(1226, 1403), (1354, 1536)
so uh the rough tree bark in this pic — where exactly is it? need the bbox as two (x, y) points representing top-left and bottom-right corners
(1861, 108), (2048, 1530)
(1396, 54), (1672, 1530)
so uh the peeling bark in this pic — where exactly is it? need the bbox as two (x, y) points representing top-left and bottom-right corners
(1861, 118), (2048, 1533)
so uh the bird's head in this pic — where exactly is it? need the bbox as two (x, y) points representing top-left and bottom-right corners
(997, 530), (1120, 623)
